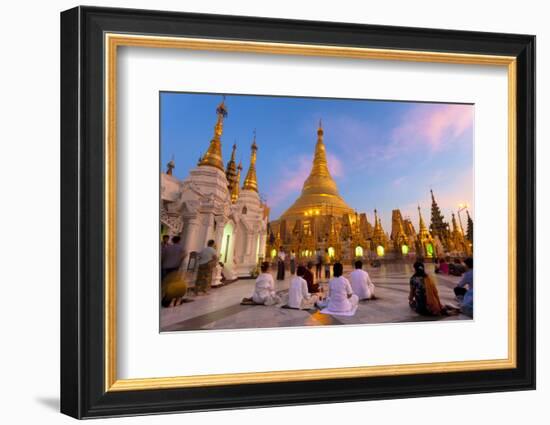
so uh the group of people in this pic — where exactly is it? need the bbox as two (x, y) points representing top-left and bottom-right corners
(275, 247), (333, 282)
(255, 253), (474, 318)
(160, 237), (219, 307)
(409, 257), (473, 317)
(250, 260), (376, 315)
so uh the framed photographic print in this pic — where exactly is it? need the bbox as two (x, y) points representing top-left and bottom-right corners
(60, 6), (536, 419)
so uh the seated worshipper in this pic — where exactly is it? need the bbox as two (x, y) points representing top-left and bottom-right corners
(409, 261), (457, 316)
(287, 266), (318, 309)
(195, 239), (218, 295)
(317, 262), (358, 313)
(161, 236), (186, 280)
(161, 268), (188, 308)
(454, 257), (473, 317)
(349, 260), (376, 300)
(435, 257), (449, 274)
(249, 262), (281, 306)
(449, 258), (466, 276)
(303, 262), (319, 293)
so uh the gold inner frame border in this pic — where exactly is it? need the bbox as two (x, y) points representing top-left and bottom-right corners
(104, 33), (517, 392)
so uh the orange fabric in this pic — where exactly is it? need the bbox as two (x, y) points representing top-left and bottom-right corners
(424, 274), (443, 315)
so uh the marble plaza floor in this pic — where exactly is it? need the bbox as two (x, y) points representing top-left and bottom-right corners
(160, 262), (470, 332)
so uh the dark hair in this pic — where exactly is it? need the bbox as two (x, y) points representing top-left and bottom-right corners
(162, 234), (169, 240)
(296, 265), (306, 277)
(306, 261), (314, 269)
(333, 262), (343, 277)
(354, 260), (363, 269)
(172, 236), (181, 243)
(464, 257), (473, 269)
(207, 239), (215, 247)
(413, 261), (426, 277)
(439, 258), (446, 264)
(161, 297), (171, 308)
(260, 261), (270, 273)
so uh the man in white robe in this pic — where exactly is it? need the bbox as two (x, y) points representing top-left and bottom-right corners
(287, 266), (317, 309)
(322, 263), (359, 313)
(251, 262), (281, 306)
(349, 260), (375, 300)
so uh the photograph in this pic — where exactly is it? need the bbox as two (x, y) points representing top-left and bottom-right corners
(159, 93), (475, 332)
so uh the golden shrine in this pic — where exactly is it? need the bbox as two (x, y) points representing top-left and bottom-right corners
(266, 122), (472, 262)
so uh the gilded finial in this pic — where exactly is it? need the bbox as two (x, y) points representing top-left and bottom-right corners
(242, 131), (259, 192)
(199, 97), (228, 171)
(166, 155), (175, 175)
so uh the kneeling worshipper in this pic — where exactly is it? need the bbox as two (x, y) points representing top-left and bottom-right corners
(250, 262), (281, 306)
(349, 260), (375, 300)
(287, 266), (318, 309)
(318, 262), (359, 316)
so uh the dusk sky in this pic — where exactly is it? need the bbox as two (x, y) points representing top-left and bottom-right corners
(160, 92), (474, 232)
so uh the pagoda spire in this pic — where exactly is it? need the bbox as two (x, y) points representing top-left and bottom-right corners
(466, 210), (474, 242)
(225, 142), (238, 195)
(232, 161), (243, 203)
(198, 97), (228, 171)
(418, 205), (428, 232)
(429, 189), (449, 242)
(309, 119), (331, 180)
(166, 155), (175, 175)
(242, 131), (259, 192)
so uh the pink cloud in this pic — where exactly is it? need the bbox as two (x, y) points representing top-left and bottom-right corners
(391, 104), (473, 153)
(327, 153), (343, 177)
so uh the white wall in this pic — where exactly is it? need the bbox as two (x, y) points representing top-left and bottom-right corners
(0, 0), (546, 423)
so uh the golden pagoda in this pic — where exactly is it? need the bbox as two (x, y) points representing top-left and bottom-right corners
(242, 132), (259, 192)
(279, 121), (354, 220)
(417, 205), (435, 258)
(198, 98), (228, 171)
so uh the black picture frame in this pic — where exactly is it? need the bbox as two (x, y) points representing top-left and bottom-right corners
(60, 5), (535, 419)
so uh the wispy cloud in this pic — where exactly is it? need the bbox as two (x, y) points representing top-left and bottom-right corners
(390, 103), (473, 154)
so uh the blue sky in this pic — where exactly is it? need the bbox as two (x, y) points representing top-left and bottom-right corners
(161, 92), (473, 232)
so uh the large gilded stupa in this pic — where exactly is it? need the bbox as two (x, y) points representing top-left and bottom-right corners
(266, 121), (472, 262)
(278, 121), (355, 221)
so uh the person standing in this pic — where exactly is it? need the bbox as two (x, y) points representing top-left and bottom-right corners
(161, 236), (186, 280)
(315, 248), (322, 280)
(323, 248), (331, 279)
(290, 250), (296, 275)
(195, 239), (218, 295)
(276, 247), (286, 281)
(349, 260), (375, 300)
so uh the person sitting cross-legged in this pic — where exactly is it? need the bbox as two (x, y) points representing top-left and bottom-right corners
(318, 262), (359, 313)
(249, 262), (281, 306)
(287, 266), (318, 309)
(349, 260), (376, 300)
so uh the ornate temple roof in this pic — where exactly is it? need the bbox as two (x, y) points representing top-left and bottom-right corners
(278, 121), (354, 220)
